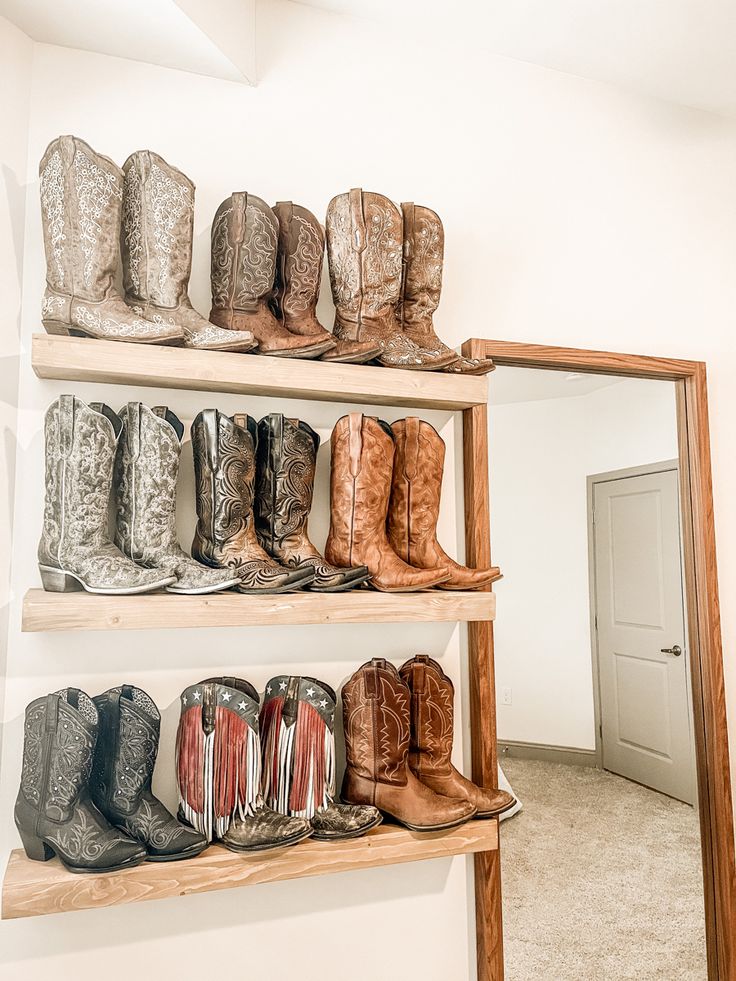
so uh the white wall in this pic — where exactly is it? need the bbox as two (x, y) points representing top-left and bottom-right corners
(490, 373), (678, 749)
(1, 1), (736, 978)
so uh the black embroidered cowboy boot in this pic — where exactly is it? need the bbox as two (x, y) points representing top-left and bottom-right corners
(90, 685), (208, 861)
(260, 675), (381, 841)
(176, 677), (312, 852)
(15, 688), (147, 873)
(255, 413), (370, 591)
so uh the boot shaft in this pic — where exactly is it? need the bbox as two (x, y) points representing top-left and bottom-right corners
(342, 659), (410, 785)
(210, 192), (278, 314)
(399, 655), (455, 776)
(398, 203), (444, 331)
(270, 202), (325, 328)
(387, 417), (445, 564)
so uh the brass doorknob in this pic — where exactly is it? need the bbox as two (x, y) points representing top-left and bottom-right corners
(661, 645), (682, 657)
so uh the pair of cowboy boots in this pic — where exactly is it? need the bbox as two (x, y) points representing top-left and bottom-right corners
(39, 136), (255, 352)
(210, 196), (379, 363)
(325, 413), (501, 591)
(192, 410), (370, 592)
(16, 685), (206, 873)
(176, 676), (379, 850)
(325, 190), (495, 374)
(342, 657), (514, 832)
(38, 396), (239, 595)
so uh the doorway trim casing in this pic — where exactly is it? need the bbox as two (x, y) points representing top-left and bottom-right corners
(461, 338), (735, 981)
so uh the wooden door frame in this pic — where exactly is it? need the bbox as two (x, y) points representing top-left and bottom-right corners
(461, 337), (735, 981)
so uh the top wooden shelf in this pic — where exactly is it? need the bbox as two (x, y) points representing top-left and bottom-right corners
(31, 334), (488, 410)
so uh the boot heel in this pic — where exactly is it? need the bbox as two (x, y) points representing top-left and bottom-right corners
(39, 566), (82, 593)
(42, 320), (71, 337)
(17, 826), (55, 862)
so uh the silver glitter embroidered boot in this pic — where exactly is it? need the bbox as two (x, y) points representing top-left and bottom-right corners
(38, 396), (176, 595)
(38, 135), (183, 345)
(121, 150), (257, 353)
(114, 402), (240, 595)
(90, 685), (208, 862)
(260, 675), (382, 841)
(14, 688), (147, 873)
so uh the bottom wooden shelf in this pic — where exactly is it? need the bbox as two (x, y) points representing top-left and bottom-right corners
(2, 820), (498, 919)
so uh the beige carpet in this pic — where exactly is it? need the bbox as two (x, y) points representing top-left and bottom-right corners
(499, 758), (707, 981)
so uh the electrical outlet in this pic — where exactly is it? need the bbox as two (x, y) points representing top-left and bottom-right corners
(502, 687), (512, 706)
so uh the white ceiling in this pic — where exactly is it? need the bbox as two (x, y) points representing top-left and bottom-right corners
(296, 0), (736, 116)
(489, 366), (623, 405)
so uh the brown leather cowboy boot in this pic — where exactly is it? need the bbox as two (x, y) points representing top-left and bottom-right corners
(341, 659), (476, 831)
(387, 417), (502, 589)
(398, 203), (495, 376)
(270, 202), (380, 364)
(325, 413), (449, 591)
(400, 655), (515, 818)
(325, 189), (458, 371)
(209, 193), (333, 359)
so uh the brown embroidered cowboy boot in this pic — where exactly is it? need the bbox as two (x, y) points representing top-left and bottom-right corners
(400, 656), (515, 817)
(270, 202), (380, 364)
(398, 203), (495, 376)
(324, 413), (449, 591)
(255, 413), (370, 591)
(260, 675), (381, 841)
(209, 193), (332, 358)
(387, 417), (502, 589)
(341, 659), (476, 831)
(325, 189), (458, 370)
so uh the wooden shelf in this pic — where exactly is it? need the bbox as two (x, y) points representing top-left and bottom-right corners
(21, 588), (495, 633)
(2, 820), (498, 919)
(31, 334), (488, 410)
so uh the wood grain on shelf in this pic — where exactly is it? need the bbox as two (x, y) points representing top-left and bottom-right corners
(31, 333), (488, 410)
(2, 821), (499, 920)
(21, 589), (496, 633)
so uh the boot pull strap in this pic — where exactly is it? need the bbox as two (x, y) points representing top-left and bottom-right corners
(126, 402), (142, 460)
(365, 660), (385, 699)
(58, 395), (75, 459)
(349, 188), (366, 254)
(411, 657), (428, 694)
(401, 202), (415, 260)
(202, 683), (217, 736)
(404, 417), (420, 481)
(347, 413), (363, 478)
(283, 676), (300, 727)
(45, 693), (59, 731)
(231, 192), (246, 243)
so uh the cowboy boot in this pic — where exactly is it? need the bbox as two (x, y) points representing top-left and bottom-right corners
(260, 675), (381, 841)
(191, 410), (314, 593)
(324, 413), (449, 591)
(14, 688), (147, 873)
(387, 418), (501, 589)
(255, 413), (370, 591)
(341, 660), (476, 831)
(270, 201), (380, 364)
(38, 396), (176, 594)
(38, 136), (183, 345)
(120, 150), (256, 353)
(400, 656), (515, 818)
(90, 685), (208, 861)
(398, 203), (495, 375)
(176, 677), (312, 851)
(325, 189), (457, 371)
(113, 402), (240, 594)
(210, 193), (333, 359)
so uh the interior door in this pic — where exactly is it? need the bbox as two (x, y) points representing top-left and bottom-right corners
(592, 467), (696, 804)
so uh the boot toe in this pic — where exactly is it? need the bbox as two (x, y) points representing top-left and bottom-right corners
(310, 803), (382, 840)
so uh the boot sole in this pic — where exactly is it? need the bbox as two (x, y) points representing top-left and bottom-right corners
(474, 797), (518, 819)
(320, 350), (383, 365)
(236, 570), (315, 594)
(310, 813), (383, 841)
(438, 574), (504, 590)
(165, 577), (242, 595)
(365, 578), (451, 593)
(308, 573), (373, 593)
(386, 812), (477, 833)
(256, 340), (335, 360)
(145, 840), (210, 862)
(221, 826), (314, 853)
(39, 565), (176, 595)
(43, 321), (184, 346)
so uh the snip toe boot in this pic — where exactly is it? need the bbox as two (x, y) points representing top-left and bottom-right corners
(90, 685), (208, 861)
(15, 688), (147, 873)
(39, 136), (183, 345)
(260, 675), (381, 841)
(400, 656), (515, 817)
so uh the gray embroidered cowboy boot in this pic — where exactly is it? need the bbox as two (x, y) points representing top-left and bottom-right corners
(38, 136), (183, 345)
(210, 193), (332, 359)
(398, 203), (495, 376)
(14, 688), (147, 873)
(38, 396), (176, 594)
(176, 677), (312, 851)
(270, 202), (379, 364)
(113, 403), (240, 594)
(325, 189), (458, 371)
(90, 685), (208, 861)
(120, 151), (256, 353)
(191, 410), (314, 593)
(254, 413), (371, 591)
(261, 675), (382, 841)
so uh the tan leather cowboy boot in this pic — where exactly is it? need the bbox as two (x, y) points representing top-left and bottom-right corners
(387, 417), (502, 589)
(398, 203), (495, 375)
(325, 189), (458, 370)
(400, 655), (515, 818)
(325, 413), (449, 591)
(270, 202), (380, 364)
(209, 193), (333, 359)
(341, 659), (476, 831)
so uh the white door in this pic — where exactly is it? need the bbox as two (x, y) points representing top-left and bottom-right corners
(592, 467), (696, 804)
